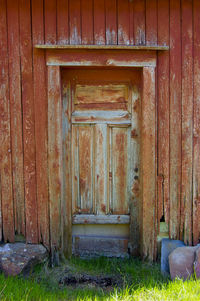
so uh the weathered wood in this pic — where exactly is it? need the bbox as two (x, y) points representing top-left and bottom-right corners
(81, 0), (93, 45)
(46, 49), (157, 67)
(73, 215), (130, 224)
(94, 124), (108, 214)
(109, 126), (129, 214)
(0, 0), (15, 242)
(69, 0), (81, 44)
(157, 0), (170, 224)
(146, 0), (157, 46)
(105, 0), (117, 45)
(45, 0), (56, 44)
(35, 44), (169, 50)
(193, 0), (200, 246)
(118, 0), (130, 45)
(7, 0), (25, 236)
(71, 111), (131, 124)
(48, 65), (62, 250)
(19, 0), (38, 243)
(32, 0), (50, 248)
(169, 0), (182, 239)
(133, 0), (145, 45)
(57, 0), (69, 45)
(62, 80), (72, 256)
(142, 67), (156, 260)
(94, 0), (105, 45)
(181, 0), (193, 245)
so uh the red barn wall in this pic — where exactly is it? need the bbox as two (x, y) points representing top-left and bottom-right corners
(0, 0), (200, 258)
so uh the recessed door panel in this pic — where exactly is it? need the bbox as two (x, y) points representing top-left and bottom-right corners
(62, 68), (141, 257)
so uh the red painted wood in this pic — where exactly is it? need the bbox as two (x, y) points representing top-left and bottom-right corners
(105, 0), (117, 45)
(94, 0), (105, 45)
(45, 0), (57, 44)
(157, 0), (170, 224)
(69, 0), (81, 44)
(129, 0), (134, 45)
(193, 0), (200, 246)
(32, 0), (50, 248)
(19, 0), (38, 243)
(146, 0), (157, 46)
(7, 0), (25, 236)
(117, 0), (130, 45)
(133, 0), (145, 45)
(169, 0), (182, 239)
(57, 0), (69, 45)
(181, 0), (193, 245)
(48, 66), (62, 250)
(81, 0), (93, 45)
(142, 67), (156, 260)
(0, 0), (14, 242)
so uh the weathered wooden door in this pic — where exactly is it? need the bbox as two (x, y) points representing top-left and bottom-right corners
(62, 68), (141, 257)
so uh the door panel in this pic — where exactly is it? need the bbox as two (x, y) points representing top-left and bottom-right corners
(72, 125), (94, 214)
(109, 126), (130, 214)
(62, 68), (141, 257)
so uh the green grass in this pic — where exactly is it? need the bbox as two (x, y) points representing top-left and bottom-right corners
(0, 257), (200, 300)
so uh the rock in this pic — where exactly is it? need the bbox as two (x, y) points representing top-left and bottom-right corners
(0, 243), (48, 276)
(194, 246), (200, 278)
(169, 246), (199, 280)
(161, 238), (185, 275)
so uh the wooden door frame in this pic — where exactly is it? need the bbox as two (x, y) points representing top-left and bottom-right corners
(46, 49), (157, 260)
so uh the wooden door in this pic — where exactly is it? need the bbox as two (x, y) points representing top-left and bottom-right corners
(62, 68), (141, 257)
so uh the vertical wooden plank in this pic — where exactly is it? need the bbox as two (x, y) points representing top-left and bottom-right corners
(0, 179), (1, 241)
(169, 0), (182, 239)
(94, 0), (105, 45)
(129, 84), (140, 255)
(133, 0), (145, 45)
(146, 0), (157, 46)
(78, 126), (94, 213)
(105, 0), (117, 45)
(32, 0), (50, 247)
(0, 0), (15, 242)
(117, 0), (130, 45)
(69, 0), (81, 44)
(193, 0), (200, 246)
(57, 0), (69, 44)
(129, 0), (134, 45)
(111, 127), (129, 214)
(94, 124), (108, 215)
(142, 67), (156, 260)
(72, 126), (80, 214)
(19, 0), (38, 243)
(81, 0), (93, 45)
(62, 81), (72, 256)
(45, 0), (57, 44)
(7, 0), (25, 236)
(181, 0), (193, 245)
(157, 0), (170, 224)
(48, 66), (62, 251)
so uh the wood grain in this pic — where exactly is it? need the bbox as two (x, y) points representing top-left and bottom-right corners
(169, 0), (182, 239)
(19, 0), (38, 243)
(157, 0), (170, 224)
(0, 0), (14, 242)
(193, 0), (200, 246)
(142, 67), (156, 260)
(32, 0), (50, 248)
(7, 0), (25, 236)
(181, 0), (193, 245)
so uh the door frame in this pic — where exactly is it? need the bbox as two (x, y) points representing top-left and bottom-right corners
(46, 48), (157, 260)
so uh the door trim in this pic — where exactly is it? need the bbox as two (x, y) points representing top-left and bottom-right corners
(46, 49), (156, 260)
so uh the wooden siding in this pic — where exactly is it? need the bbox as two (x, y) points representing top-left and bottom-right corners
(0, 0), (199, 259)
